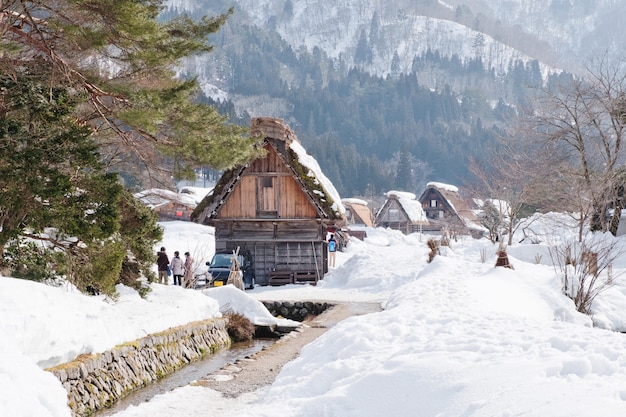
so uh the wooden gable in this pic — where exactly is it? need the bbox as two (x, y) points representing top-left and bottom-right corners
(418, 184), (484, 237)
(214, 142), (318, 220)
(376, 197), (409, 224)
(420, 187), (455, 220)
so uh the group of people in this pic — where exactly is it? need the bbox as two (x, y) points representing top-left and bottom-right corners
(156, 247), (194, 286)
(157, 235), (338, 286)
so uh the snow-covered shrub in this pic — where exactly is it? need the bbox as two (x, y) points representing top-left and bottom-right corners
(549, 233), (622, 314)
(2, 239), (65, 283)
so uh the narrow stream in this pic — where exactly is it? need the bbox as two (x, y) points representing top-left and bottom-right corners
(95, 339), (275, 416)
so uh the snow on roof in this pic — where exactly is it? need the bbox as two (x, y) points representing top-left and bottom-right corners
(342, 198), (369, 206)
(487, 199), (510, 216)
(289, 141), (345, 216)
(427, 182), (459, 193)
(385, 190), (427, 223)
(401, 198), (428, 223)
(386, 190), (417, 200)
(179, 186), (214, 204)
(134, 188), (197, 209)
(463, 218), (488, 233)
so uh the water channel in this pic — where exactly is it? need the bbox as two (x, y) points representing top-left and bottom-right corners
(95, 339), (275, 416)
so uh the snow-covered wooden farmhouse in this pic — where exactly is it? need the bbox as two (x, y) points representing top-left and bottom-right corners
(374, 191), (429, 234)
(192, 117), (346, 286)
(418, 182), (484, 237)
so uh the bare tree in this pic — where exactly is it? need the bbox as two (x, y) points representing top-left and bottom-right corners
(468, 138), (539, 246)
(528, 53), (626, 235)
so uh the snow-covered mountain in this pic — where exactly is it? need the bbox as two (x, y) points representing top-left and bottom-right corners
(167, 1), (533, 85)
(163, 0), (626, 194)
(477, 0), (625, 69)
(166, 0), (623, 87)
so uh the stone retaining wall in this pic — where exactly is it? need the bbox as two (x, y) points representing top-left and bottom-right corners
(46, 317), (230, 417)
(261, 300), (332, 322)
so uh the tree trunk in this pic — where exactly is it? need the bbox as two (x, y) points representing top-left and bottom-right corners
(609, 204), (622, 236)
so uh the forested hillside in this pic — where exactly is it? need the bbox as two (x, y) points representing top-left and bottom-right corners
(167, 1), (576, 197)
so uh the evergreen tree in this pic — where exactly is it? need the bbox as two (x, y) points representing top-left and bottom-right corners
(395, 148), (415, 192)
(0, 70), (163, 294)
(354, 29), (371, 66)
(0, 1), (262, 186)
(391, 51), (401, 78)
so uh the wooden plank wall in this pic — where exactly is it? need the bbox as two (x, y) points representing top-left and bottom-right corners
(214, 220), (322, 241)
(219, 240), (326, 285)
(248, 144), (290, 173)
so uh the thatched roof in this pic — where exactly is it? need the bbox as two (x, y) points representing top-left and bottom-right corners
(342, 198), (375, 227)
(376, 190), (429, 225)
(419, 182), (483, 230)
(135, 188), (197, 210)
(191, 117), (345, 225)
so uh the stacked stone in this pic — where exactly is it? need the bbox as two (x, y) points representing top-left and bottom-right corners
(46, 318), (230, 417)
(261, 300), (332, 322)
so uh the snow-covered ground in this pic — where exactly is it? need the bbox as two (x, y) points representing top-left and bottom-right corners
(4, 215), (626, 417)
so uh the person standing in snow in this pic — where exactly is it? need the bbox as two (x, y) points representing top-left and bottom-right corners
(328, 234), (337, 268)
(156, 247), (170, 284)
(171, 251), (184, 285)
(184, 252), (194, 288)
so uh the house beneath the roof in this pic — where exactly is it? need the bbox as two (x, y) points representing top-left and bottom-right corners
(418, 182), (485, 238)
(342, 198), (375, 240)
(374, 190), (429, 234)
(135, 188), (198, 221)
(191, 117), (346, 286)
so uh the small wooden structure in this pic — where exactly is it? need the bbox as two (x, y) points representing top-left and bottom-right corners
(418, 182), (484, 237)
(226, 247), (245, 290)
(192, 117), (346, 286)
(374, 190), (428, 234)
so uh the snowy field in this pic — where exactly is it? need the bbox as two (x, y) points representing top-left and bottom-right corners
(3, 215), (626, 416)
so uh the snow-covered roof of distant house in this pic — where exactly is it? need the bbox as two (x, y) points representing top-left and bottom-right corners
(427, 182), (459, 193)
(342, 198), (375, 227)
(341, 198), (369, 207)
(179, 186), (214, 204)
(386, 190), (417, 200)
(485, 199), (510, 217)
(385, 190), (427, 224)
(134, 188), (197, 210)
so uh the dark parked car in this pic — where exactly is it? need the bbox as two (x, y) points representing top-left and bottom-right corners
(206, 249), (255, 289)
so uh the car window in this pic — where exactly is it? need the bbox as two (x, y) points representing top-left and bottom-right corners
(210, 254), (232, 268)
(210, 253), (245, 268)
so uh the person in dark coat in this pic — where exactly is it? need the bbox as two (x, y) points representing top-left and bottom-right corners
(156, 247), (170, 284)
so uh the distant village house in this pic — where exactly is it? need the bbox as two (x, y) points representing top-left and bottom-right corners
(418, 182), (484, 238)
(342, 198), (375, 240)
(134, 188), (199, 221)
(374, 190), (428, 234)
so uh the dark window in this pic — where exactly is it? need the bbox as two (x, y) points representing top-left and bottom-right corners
(257, 176), (278, 217)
